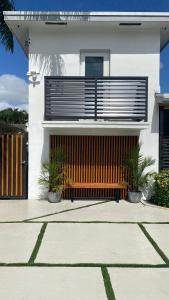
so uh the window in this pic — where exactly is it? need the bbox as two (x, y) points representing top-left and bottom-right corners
(85, 56), (103, 77)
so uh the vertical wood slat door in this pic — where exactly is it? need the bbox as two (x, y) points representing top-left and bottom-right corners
(0, 133), (28, 199)
(50, 135), (138, 199)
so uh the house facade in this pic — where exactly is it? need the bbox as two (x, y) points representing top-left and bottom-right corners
(4, 11), (169, 200)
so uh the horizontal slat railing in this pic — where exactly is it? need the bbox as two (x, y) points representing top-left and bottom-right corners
(160, 136), (169, 170)
(45, 76), (148, 121)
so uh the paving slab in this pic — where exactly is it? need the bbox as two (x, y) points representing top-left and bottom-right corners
(144, 224), (169, 259)
(0, 223), (41, 263)
(108, 268), (169, 300)
(37, 200), (169, 222)
(1, 199), (169, 223)
(36, 223), (163, 264)
(0, 199), (99, 222)
(0, 267), (107, 300)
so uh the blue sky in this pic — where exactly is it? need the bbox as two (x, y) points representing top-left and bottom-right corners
(0, 0), (169, 110)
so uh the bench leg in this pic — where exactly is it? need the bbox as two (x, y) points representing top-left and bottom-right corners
(70, 188), (74, 203)
(114, 189), (120, 203)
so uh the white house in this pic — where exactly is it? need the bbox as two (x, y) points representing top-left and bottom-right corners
(4, 11), (169, 200)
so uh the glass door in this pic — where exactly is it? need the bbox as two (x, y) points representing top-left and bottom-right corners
(81, 51), (110, 118)
(85, 56), (104, 77)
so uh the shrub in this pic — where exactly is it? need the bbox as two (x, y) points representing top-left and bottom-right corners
(39, 148), (65, 192)
(153, 170), (169, 207)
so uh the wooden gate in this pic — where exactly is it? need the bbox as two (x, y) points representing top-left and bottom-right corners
(0, 133), (28, 199)
(50, 135), (138, 199)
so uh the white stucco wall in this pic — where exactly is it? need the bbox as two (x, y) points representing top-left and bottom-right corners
(28, 25), (160, 199)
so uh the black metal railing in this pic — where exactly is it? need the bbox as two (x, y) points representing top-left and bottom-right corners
(45, 76), (148, 121)
(160, 136), (169, 170)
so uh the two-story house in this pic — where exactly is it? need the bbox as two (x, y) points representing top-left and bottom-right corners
(4, 11), (169, 200)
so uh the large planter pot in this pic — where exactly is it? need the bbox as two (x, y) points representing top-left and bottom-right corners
(128, 191), (142, 203)
(48, 191), (62, 203)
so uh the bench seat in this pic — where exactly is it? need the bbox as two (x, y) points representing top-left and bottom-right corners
(64, 182), (126, 202)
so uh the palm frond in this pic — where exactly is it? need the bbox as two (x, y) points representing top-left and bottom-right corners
(0, 0), (15, 52)
(124, 143), (155, 191)
(39, 148), (65, 192)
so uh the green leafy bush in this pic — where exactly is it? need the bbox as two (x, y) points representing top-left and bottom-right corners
(39, 148), (65, 192)
(153, 170), (169, 207)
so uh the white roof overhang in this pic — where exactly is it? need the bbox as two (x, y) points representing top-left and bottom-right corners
(4, 11), (169, 55)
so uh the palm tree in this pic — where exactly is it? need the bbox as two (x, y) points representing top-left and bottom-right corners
(124, 144), (155, 192)
(0, 0), (15, 52)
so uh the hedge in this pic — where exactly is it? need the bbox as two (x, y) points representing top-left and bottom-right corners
(153, 170), (169, 208)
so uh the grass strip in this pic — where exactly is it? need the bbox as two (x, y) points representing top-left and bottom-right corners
(138, 223), (169, 264)
(23, 200), (112, 222)
(29, 221), (139, 224)
(0, 262), (167, 268)
(101, 266), (116, 300)
(28, 223), (47, 264)
(1, 221), (169, 224)
(0, 221), (24, 224)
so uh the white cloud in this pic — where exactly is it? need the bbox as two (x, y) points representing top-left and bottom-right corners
(0, 74), (28, 111)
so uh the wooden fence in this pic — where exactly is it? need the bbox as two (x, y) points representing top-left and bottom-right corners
(0, 133), (27, 199)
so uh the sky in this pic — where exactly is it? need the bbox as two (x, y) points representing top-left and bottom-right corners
(0, 0), (169, 110)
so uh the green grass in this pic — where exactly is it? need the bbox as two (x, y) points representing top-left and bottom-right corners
(28, 223), (47, 264)
(0, 262), (167, 268)
(101, 266), (116, 300)
(1, 220), (169, 224)
(0, 219), (169, 271)
(1, 221), (169, 224)
(138, 223), (169, 264)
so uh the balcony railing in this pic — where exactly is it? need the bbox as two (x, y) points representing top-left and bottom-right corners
(45, 76), (148, 121)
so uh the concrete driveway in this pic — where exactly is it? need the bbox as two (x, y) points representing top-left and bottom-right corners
(0, 199), (169, 299)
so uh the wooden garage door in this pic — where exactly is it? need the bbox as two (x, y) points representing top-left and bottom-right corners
(50, 135), (138, 199)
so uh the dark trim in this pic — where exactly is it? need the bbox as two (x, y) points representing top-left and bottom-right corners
(45, 22), (67, 25)
(45, 116), (147, 121)
(159, 107), (169, 171)
(159, 106), (164, 171)
(119, 22), (142, 26)
(45, 75), (148, 80)
(94, 78), (97, 121)
(145, 77), (148, 122)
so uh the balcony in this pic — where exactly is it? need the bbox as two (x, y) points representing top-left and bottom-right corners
(45, 76), (148, 122)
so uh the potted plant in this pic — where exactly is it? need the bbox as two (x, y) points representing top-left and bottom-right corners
(39, 148), (65, 203)
(124, 144), (155, 203)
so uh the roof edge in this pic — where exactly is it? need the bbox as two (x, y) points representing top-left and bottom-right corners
(3, 11), (169, 17)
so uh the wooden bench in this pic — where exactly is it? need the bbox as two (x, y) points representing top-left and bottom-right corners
(64, 183), (126, 203)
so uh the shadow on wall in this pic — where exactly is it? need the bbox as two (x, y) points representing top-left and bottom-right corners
(38, 129), (50, 200)
(30, 53), (65, 78)
(27, 11), (90, 78)
(23, 11), (90, 22)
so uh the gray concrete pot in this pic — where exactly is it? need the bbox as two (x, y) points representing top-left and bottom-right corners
(48, 191), (62, 203)
(128, 191), (142, 203)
